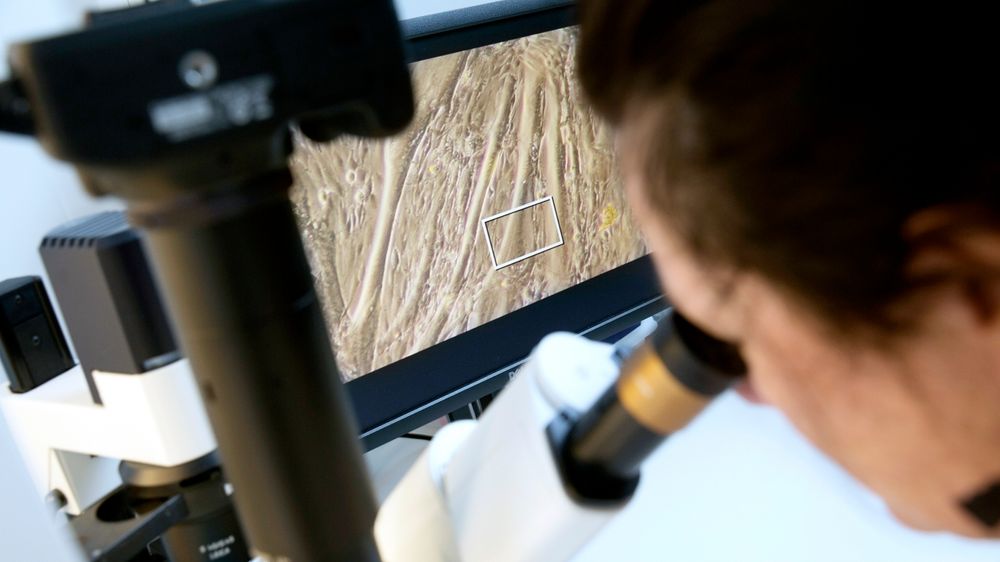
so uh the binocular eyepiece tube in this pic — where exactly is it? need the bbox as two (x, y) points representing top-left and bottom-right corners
(552, 309), (747, 503)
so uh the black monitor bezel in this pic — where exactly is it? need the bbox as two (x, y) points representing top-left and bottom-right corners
(344, 0), (665, 450)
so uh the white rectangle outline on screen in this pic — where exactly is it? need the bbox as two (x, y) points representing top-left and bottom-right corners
(480, 195), (565, 270)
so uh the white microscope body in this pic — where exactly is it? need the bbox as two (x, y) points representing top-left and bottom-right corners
(0, 358), (216, 516)
(376, 333), (631, 562)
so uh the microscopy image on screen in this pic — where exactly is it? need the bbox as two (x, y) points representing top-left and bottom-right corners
(291, 28), (647, 380)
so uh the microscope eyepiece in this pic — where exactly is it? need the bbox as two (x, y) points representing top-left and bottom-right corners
(664, 312), (747, 378)
(552, 308), (746, 504)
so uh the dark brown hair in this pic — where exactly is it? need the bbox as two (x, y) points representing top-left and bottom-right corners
(578, 0), (1000, 333)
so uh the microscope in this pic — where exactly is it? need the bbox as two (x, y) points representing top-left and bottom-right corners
(375, 308), (745, 561)
(0, 1), (746, 560)
(1, 211), (247, 562)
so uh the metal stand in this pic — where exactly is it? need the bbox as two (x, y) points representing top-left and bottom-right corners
(129, 169), (379, 561)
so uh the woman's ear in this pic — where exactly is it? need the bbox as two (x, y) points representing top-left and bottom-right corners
(903, 206), (1000, 325)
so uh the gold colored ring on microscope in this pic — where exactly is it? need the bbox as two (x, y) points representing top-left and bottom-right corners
(616, 343), (712, 436)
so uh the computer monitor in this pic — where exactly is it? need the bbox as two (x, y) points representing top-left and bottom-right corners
(291, 0), (664, 448)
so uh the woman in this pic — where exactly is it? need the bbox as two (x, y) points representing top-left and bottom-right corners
(577, 0), (1000, 536)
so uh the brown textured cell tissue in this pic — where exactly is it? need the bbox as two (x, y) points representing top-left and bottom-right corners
(290, 29), (646, 381)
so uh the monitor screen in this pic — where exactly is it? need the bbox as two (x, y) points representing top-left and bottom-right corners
(289, 2), (663, 448)
(292, 27), (645, 379)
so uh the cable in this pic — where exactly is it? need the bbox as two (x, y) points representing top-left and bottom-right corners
(0, 80), (34, 136)
(400, 433), (433, 442)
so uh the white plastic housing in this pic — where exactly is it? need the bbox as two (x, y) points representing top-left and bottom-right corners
(376, 332), (623, 562)
(375, 420), (476, 561)
(0, 359), (216, 514)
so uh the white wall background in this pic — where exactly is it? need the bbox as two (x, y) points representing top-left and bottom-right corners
(1, 2), (999, 561)
(0, 1), (126, 283)
(1, 4), (126, 559)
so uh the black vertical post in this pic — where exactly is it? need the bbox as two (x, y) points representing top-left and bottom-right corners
(134, 171), (379, 562)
